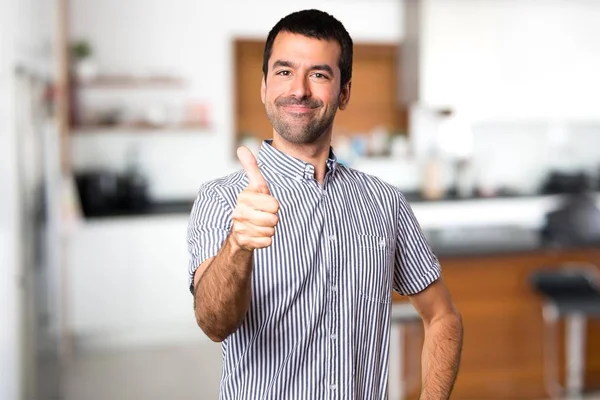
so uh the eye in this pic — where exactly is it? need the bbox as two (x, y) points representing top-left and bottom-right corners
(313, 73), (328, 79)
(276, 70), (291, 76)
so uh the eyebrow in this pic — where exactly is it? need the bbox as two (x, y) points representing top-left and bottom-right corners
(272, 60), (334, 76)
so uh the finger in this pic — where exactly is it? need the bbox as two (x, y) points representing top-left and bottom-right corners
(245, 237), (273, 249)
(237, 146), (270, 194)
(237, 191), (280, 214)
(232, 230), (273, 250)
(235, 223), (276, 238)
(233, 207), (279, 228)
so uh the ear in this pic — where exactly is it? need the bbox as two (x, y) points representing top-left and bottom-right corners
(261, 75), (266, 105)
(338, 80), (352, 110)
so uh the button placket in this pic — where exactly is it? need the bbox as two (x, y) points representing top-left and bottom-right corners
(323, 194), (339, 399)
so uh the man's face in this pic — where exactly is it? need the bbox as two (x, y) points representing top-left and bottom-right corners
(261, 32), (351, 145)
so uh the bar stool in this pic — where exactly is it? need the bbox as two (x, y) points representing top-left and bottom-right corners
(389, 302), (422, 400)
(529, 262), (600, 400)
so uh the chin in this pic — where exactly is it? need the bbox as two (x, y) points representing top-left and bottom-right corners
(281, 132), (324, 145)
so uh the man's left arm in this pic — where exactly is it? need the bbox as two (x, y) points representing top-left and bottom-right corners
(391, 192), (463, 399)
(409, 276), (463, 400)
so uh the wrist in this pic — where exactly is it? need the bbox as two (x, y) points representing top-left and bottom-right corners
(227, 232), (253, 256)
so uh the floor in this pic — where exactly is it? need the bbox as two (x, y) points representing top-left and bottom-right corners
(57, 340), (600, 400)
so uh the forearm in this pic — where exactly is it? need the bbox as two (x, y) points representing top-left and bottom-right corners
(194, 235), (253, 342)
(420, 310), (463, 400)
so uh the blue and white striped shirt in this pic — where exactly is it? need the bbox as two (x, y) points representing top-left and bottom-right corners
(187, 140), (440, 400)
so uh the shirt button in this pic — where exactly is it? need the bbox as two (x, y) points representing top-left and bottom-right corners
(330, 384), (337, 390)
(330, 334), (337, 340)
(329, 235), (336, 241)
(331, 285), (337, 291)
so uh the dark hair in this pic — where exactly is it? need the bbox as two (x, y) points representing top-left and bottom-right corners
(262, 9), (353, 89)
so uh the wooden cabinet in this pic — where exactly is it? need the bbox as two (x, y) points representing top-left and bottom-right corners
(393, 248), (600, 399)
(234, 40), (407, 146)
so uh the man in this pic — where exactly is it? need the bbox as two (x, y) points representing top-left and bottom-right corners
(188, 9), (463, 400)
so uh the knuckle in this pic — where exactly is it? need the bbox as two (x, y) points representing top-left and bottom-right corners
(237, 190), (253, 204)
(232, 208), (248, 223)
(233, 221), (251, 235)
(236, 191), (246, 202)
(239, 234), (253, 247)
(266, 198), (278, 212)
(231, 223), (242, 235)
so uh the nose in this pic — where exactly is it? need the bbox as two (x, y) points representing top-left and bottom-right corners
(289, 75), (310, 99)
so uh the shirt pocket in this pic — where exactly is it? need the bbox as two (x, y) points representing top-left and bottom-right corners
(352, 233), (394, 304)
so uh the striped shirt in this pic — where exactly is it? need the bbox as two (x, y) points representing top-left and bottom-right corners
(187, 140), (441, 400)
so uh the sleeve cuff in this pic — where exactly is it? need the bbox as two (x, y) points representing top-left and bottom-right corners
(397, 261), (441, 296)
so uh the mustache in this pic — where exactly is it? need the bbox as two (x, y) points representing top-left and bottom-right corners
(275, 96), (322, 108)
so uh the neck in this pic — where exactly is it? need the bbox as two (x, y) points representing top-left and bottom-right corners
(271, 131), (332, 184)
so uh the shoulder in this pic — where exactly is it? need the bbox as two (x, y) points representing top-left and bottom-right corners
(336, 164), (406, 202)
(197, 169), (247, 206)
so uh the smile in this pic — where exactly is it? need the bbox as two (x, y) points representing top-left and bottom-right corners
(281, 105), (317, 114)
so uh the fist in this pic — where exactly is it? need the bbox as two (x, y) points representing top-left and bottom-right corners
(231, 146), (280, 251)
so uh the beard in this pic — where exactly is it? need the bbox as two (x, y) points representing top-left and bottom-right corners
(265, 95), (338, 144)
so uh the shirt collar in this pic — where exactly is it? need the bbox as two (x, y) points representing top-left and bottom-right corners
(257, 139), (338, 181)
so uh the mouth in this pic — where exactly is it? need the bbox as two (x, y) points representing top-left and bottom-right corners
(281, 105), (317, 114)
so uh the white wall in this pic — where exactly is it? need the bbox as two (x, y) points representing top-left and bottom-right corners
(0, 0), (22, 398)
(419, 0), (600, 121)
(413, 0), (600, 194)
(70, 0), (600, 201)
(69, 0), (404, 200)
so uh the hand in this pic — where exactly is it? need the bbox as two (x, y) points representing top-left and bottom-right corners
(231, 146), (280, 251)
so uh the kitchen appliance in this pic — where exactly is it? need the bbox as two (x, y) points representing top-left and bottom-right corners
(75, 169), (149, 217)
(75, 170), (121, 216)
(540, 171), (591, 194)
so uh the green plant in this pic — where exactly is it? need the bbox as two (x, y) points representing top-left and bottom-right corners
(70, 40), (92, 61)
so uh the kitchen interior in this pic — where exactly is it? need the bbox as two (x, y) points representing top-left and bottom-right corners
(5, 0), (600, 399)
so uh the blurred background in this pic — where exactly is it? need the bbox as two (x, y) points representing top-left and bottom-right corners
(3, 0), (600, 399)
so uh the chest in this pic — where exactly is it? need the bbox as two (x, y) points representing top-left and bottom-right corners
(252, 182), (397, 303)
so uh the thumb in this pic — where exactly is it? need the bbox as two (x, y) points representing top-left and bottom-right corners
(237, 146), (270, 194)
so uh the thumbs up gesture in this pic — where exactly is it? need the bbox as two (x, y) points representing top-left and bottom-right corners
(231, 147), (280, 251)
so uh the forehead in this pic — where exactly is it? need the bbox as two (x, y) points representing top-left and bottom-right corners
(270, 32), (341, 69)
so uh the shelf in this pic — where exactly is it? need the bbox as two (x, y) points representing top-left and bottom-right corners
(71, 123), (211, 134)
(77, 75), (187, 89)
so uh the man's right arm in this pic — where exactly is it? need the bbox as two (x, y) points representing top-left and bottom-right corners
(193, 235), (253, 342)
(191, 146), (278, 342)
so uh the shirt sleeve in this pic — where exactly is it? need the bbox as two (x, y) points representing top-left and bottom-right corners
(393, 193), (441, 295)
(187, 184), (232, 294)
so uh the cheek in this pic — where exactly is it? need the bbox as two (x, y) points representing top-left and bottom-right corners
(312, 84), (339, 102)
(265, 78), (286, 94)
(264, 87), (282, 105)
(318, 91), (340, 109)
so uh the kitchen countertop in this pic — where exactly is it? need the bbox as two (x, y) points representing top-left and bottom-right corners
(82, 200), (195, 219)
(402, 189), (529, 203)
(81, 190), (600, 259)
(82, 199), (600, 258)
(83, 190), (564, 219)
(427, 225), (600, 258)
(426, 225), (544, 257)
